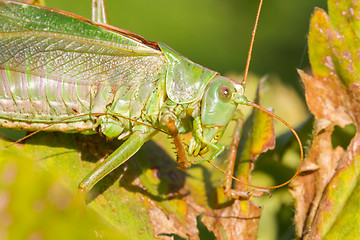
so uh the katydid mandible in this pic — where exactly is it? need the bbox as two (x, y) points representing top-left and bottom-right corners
(0, 0), (303, 198)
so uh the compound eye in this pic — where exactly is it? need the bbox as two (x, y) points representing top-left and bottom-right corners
(219, 85), (232, 102)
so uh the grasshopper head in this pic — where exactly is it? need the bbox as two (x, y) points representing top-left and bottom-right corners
(189, 75), (248, 156)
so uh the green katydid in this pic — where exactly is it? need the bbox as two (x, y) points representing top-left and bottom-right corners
(0, 0), (303, 199)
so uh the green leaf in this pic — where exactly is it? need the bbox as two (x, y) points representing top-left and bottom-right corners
(235, 77), (275, 188)
(0, 134), (128, 240)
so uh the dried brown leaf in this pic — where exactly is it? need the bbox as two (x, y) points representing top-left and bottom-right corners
(295, 1), (360, 238)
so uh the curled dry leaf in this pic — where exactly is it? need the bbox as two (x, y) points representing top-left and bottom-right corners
(295, 0), (360, 239)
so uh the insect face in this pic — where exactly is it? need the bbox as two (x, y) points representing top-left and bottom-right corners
(196, 76), (245, 152)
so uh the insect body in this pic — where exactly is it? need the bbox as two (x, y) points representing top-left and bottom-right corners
(0, 0), (302, 197)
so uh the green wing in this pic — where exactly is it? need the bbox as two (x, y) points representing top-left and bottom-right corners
(0, 0), (166, 86)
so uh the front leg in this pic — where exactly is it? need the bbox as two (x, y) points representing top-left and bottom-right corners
(189, 116), (225, 163)
(161, 114), (191, 171)
(223, 114), (269, 199)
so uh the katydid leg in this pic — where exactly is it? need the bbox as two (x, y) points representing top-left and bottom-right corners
(223, 115), (268, 199)
(190, 116), (225, 160)
(92, 0), (108, 24)
(78, 127), (153, 193)
(223, 116), (249, 199)
(162, 114), (191, 171)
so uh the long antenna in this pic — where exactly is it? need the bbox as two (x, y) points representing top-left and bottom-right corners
(242, 0), (263, 86)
